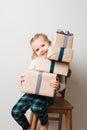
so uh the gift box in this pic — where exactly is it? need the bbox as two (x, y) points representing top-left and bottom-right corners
(52, 31), (73, 48)
(47, 46), (73, 63)
(35, 57), (69, 76)
(21, 70), (57, 97)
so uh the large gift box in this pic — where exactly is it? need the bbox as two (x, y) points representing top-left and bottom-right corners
(47, 46), (73, 63)
(52, 31), (73, 48)
(21, 70), (57, 97)
(35, 57), (69, 76)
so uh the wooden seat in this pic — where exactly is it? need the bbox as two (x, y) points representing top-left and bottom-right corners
(29, 70), (73, 130)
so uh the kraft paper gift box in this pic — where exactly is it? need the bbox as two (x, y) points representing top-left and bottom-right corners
(35, 57), (69, 76)
(52, 31), (73, 48)
(21, 70), (57, 97)
(47, 46), (73, 63)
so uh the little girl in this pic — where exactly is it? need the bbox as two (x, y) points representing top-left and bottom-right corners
(11, 33), (60, 130)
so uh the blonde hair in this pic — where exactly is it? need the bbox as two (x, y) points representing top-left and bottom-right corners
(30, 33), (51, 59)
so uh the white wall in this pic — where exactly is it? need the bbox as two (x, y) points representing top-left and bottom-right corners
(0, 0), (87, 130)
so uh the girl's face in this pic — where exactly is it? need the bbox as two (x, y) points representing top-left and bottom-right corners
(31, 37), (49, 58)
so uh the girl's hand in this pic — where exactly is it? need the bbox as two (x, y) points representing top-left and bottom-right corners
(50, 80), (60, 90)
(20, 74), (25, 86)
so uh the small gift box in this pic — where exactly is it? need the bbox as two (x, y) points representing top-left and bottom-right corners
(52, 30), (73, 48)
(47, 46), (73, 63)
(21, 70), (57, 97)
(35, 57), (69, 76)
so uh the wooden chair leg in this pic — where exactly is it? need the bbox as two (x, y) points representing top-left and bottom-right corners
(30, 114), (38, 130)
(58, 114), (62, 130)
(29, 112), (34, 124)
(65, 110), (72, 130)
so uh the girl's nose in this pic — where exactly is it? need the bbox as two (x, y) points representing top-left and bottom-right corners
(40, 48), (44, 53)
(40, 49), (44, 54)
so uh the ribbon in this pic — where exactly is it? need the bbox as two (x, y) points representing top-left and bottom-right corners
(35, 71), (43, 95)
(63, 35), (68, 47)
(50, 60), (55, 73)
(58, 47), (64, 61)
(56, 29), (73, 36)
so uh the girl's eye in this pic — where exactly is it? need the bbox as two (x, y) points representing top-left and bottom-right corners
(42, 44), (45, 47)
(36, 48), (39, 52)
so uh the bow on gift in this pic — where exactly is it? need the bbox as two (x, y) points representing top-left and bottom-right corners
(56, 29), (73, 36)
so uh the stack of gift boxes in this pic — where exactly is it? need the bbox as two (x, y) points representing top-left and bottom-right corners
(21, 30), (73, 97)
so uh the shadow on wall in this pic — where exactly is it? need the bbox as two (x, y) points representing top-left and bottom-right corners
(66, 64), (87, 127)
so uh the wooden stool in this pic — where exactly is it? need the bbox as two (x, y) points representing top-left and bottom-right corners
(29, 95), (73, 130)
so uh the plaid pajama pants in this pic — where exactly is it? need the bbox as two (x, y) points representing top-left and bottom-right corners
(11, 93), (54, 130)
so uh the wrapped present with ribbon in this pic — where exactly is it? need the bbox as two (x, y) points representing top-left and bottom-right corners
(52, 29), (73, 48)
(47, 46), (73, 63)
(21, 70), (57, 97)
(35, 57), (69, 76)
